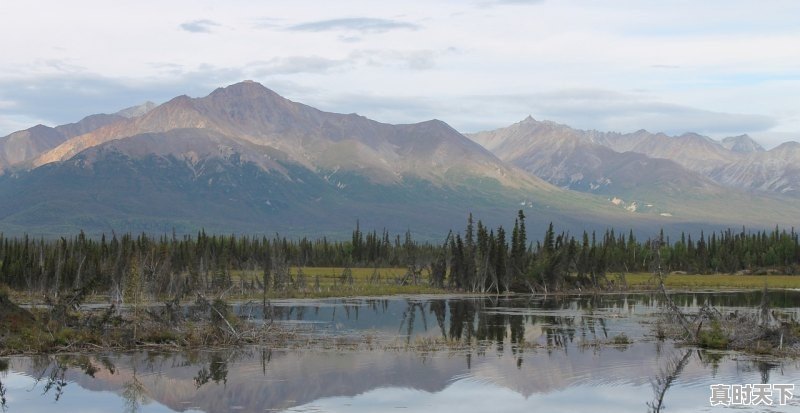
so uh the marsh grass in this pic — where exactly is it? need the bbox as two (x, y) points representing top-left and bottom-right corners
(0, 293), (305, 356)
(624, 273), (800, 290)
(8, 269), (799, 306)
(183, 267), (443, 300)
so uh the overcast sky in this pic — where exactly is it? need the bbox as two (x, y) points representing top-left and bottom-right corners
(1, 0), (798, 148)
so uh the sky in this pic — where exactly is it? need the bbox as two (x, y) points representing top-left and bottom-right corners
(1, 0), (798, 148)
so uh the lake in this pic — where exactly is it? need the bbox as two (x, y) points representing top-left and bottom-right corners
(2, 291), (800, 412)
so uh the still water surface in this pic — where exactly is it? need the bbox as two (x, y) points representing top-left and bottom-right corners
(2, 291), (800, 412)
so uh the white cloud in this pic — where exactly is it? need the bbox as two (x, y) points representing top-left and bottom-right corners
(287, 17), (419, 34)
(179, 19), (221, 33)
(0, 0), (798, 144)
(0, 114), (49, 136)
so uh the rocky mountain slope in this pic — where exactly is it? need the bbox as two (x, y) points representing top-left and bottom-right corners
(0, 102), (156, 171)
(721, 135), (765, 154)
(470, 117), (800, 200)
(710, 142), (800, 197)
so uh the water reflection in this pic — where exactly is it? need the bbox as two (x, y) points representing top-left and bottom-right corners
(193, 353), (229, 389)
(262, 293), (653, 356)
(1, 358), (7, 411)
(121, 362), (148, 413)
(2, 292), (800, 413)
(4, 346), (799, 413)
(647, 349), (692, 413)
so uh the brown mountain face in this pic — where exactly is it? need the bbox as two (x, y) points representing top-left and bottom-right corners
(468, 117), (800, 226)
(589, 129), (740, 172)
(626, 132), (740, 174)
(0, 124), (66, 170)
(33, 81), (544, 189)
(114, 101), (157, 118)
(468, 117), (722, 198)
(472, 117), (800, 200)
(54, 113), (125, 139)
(74, 128), (291, 175)
(0, 102), (157, 171)
(7, 81), (623, 237)
(32, 95), (210, 168)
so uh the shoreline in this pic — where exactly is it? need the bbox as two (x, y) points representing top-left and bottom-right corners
(4, 283), (800, 358)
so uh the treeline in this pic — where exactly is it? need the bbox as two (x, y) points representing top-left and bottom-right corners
(0, 226), (435, 298)
(0, 212), (799, 297)
(438, 213), (800, 293)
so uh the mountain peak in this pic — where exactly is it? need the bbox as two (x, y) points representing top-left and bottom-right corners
(204, 81), (293, 114)
(420, 118), (448, 127)
(211, 80), (277, 97)
(29, 124), (53, 133)
(721, 134), (765, 153)
(772, 141), (800, 153)
(677, 132), (707, 141)
(115, 101), (157, 119)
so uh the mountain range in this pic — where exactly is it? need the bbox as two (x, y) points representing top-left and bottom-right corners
(1, 81), (798, 238)
(469, 116), (799, 199)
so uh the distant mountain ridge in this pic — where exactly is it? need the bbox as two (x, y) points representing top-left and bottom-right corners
(29, 82), (541, 189)
(721, 135), (765, 154)
(1, 82), (633, 237)
(1, 81), (799, 237)
(0, 102), (157, 171)
(469, 116), (800, 199)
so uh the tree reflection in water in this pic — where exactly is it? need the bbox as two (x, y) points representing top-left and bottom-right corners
(399, 300), (428, 343)
(394, 297), (621, 356)
(194, 353), (230, 389)
(0, 358), (7, 411)
(122, 357), (148, 413)
(647, 350), (692, 413)
(2, 294), (799, 412)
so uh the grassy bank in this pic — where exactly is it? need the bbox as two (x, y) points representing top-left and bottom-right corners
(226, 267), (444, 299)
(624, 273), (800, 290)
(7, 268), (800, 306)
(4, 270), (800, 357)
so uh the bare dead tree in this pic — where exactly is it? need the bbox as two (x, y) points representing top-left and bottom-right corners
(652, 238), (697, 342)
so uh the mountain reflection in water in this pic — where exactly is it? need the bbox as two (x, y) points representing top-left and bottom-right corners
(2, 292), (800, 413)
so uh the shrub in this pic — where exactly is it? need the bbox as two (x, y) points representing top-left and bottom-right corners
(698, 320), (729, 349)
(612, 333), (631, 345)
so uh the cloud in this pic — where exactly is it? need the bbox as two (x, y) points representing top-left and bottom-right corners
(477, 0), (545, 7)
(250, 56), (348, 76)
(179, 19), (220, 33)
(0, 71), (781, 151)
(0, 114), (48, 137)
(310, 93), (441, 122)
(750, 131), (800, 150)
(288, 17), (419, 34)
(491, 0), (545, 4)
(518, 89), (778, 135)
(440, 89), (777, 136)
(248, 50), (442, 77)
(303, 88), (777, 140)
(252, 17), (283, 29)
(351, 50), (438, 70)
(0, 70), (241, 134)
(0, 66), (326, 136)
